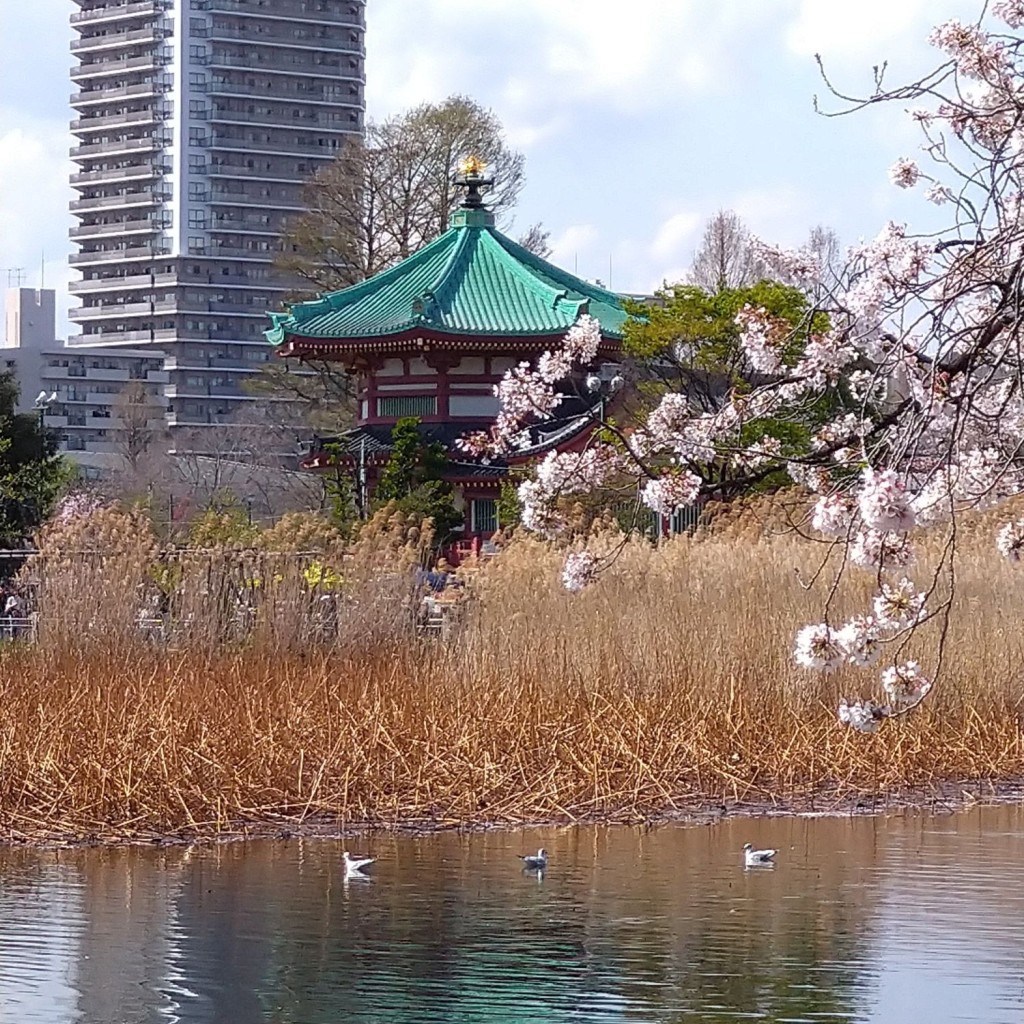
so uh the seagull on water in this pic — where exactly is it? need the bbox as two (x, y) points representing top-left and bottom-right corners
(519, 848), (548, 870)
(743, 843), (776, 867)
(343, 851), (375, 875)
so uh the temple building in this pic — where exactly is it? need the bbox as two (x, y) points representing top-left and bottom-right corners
(264, 163), (628, 547)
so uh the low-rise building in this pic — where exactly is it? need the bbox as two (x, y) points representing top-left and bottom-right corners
(3, 287), (168, 477)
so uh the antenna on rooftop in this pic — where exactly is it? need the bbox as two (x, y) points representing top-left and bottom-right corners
(41, 250), (46, 290)
(1, 267), (25, 287)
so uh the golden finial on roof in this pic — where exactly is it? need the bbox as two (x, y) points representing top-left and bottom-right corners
(458, 154), (487, 177)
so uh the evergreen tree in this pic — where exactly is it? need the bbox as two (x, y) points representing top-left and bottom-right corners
(0, 372), (71, 543)
(374, 418), (461, 544)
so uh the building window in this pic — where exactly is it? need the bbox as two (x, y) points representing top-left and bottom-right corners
(376, 395), (436, 419)
(470, 498), (498, 535)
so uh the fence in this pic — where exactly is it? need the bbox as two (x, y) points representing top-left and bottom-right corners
(0, 616), (37, 642)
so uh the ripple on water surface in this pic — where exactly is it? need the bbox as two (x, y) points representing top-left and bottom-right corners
(1, 807), (1024, 1023)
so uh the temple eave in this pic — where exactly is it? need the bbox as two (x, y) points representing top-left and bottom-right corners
(277, 329), (621, 360)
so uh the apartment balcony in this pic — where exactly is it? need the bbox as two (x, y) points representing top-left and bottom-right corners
(205, 163), (309, 183)
(71, 135), (164, 159)
(165, 384), (251, 400)
(70, 190), (164, 213)
(205, 79), (365, 102)
(69, 244), (170, 266)
(203, 53), (360, 77)
(71, 271), (177, 293)
(70, 161), (168, 186)
(174, 269), (284, 290)
(164, 357), (269, 374)
(165, 411), (230, 428)
(72, 81), (162, 108)
(203, 245), (279, 260)
(71, 108), (160, 134)
(209, 220), (281, 235)
(208, 193), (302, 212)
(208, 106), (360, 131)
(68, 327), (177, 345)
(43, 365), (133, 383)
(74, 298), (178, 318)
(207, 136), (344, 160)
(71, 1), (169, 27)
(71, 53), (168, 82)
(206, 27), (363, 55)
(71, 26), (167, 54)
(70, 218), (164, 241)
(199, 0), (363, 25)
(173, 302), (268, 318)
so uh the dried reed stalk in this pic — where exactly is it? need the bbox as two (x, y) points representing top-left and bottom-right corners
(1, 507), (1022, 842)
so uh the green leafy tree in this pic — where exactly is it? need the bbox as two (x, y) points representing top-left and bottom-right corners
(0, 372), (70, 542)
(376, 418), (447, 501)
(374, 418), (461, 544)
(622, 280), (854, 499)
(320, 439), (359, 534)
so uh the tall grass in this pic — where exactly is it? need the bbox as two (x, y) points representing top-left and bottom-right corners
(2, 502), (1023, 842)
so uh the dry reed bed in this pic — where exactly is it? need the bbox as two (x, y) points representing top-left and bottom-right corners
(2, 525), (1023, 843)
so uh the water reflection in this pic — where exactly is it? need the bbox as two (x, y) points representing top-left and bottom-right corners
(0, 806), (1023, 1022)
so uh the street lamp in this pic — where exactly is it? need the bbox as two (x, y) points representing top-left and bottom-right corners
(585, 371), (625, 423)
(33, 390), (57, 459)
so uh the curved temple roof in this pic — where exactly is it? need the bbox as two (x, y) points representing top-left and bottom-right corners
(265, 208), (628, 346)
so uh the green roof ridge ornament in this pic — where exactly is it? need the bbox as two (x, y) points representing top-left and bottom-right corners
(450, 154), (495, 229)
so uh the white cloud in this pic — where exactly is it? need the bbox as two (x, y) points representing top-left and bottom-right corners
(0, 121), (75, 336)
(549, 223), (599, 270)
(646, 265), (690, 292)
(0, 127), (69, 260)
(366, 0), (764, 122)
(785, 0), (933, 63)
(650, 211), (701, 262)
(728, 186), (812, 247)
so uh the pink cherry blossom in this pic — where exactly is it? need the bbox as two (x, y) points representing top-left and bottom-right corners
(561, 551), (598, 593)
(794, 623), (845, 672)
(889, 158), (921, 189)
(640, 471), (702, 514)
(858, 468), (916, 533)
(881, 662), (933, 707)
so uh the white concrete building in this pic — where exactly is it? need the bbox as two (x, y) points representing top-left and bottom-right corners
(68, 0), (367, 429)
(3, 287), (168, 477)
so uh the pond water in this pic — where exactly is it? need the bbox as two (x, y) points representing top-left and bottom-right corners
(1, 805), (1023, 1023)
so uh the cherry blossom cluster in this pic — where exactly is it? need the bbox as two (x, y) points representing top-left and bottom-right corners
(640, 471), (702, 515)
(52, 492), (104, 525)
(735, 305), (787, 374)
(462, 4), (1024, 734)
(561, 551), (598, 593)
(889, 158), (921, 189)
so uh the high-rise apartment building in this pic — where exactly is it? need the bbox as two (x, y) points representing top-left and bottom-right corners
(68, 0), (366, 430)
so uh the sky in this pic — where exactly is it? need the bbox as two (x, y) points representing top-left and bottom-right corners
(0, 0), (989, 339)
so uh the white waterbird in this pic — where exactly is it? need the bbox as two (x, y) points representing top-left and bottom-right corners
(518, 848), (548, 870)
(343, 851), (375, 875)
(743, 843), (776, 867)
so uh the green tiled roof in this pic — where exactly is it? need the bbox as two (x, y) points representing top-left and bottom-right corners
(265, 211), (627, 345)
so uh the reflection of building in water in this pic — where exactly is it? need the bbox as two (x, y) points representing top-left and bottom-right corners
(74, 848), (192, 1023)
(170, 845), (277, 1024)
(0, 856), (85, 1021)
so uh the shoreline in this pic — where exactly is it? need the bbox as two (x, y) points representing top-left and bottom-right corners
(4, 779), (1023, 850)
